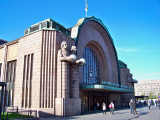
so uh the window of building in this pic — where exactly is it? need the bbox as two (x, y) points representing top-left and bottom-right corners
(5, 60), (17, 106)
(83, 47), (100, 84)
(22, 53), (34, 108)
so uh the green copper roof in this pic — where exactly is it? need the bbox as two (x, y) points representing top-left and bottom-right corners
(133, 79), (138, 83)
(118, 60), (127, 68)
(71, 16), (115, 46)
(80, 84), (134, 93)
(24, 18), (71, 37)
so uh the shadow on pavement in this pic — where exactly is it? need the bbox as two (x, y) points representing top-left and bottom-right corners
(113, 111), (128, 115)
(128, 112), (149, 120)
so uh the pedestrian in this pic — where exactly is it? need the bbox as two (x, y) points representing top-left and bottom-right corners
(129, 99), (134, 114)
(102, 102), (106, 115)
(155, 100), (158, 107)
(133, 100), (138, 115)
(158, 100), (160, 109)
(148, 100), (151, 110)
(97, 102), (100, 110)
(109, 102), (114, 114)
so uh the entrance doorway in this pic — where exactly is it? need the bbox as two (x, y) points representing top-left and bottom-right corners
(81, 92), (110, 111)
(92, 96), (107, 110)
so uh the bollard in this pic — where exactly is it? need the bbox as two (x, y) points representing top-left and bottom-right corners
(7, 112), (8, 120)
(17, 106), (18, 113)
(35, 110), (37, 118)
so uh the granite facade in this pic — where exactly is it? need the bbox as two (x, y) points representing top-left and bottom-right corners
(0, 17), (136, 117)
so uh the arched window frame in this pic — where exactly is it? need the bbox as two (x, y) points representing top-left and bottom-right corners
(83, 47), (100, 85)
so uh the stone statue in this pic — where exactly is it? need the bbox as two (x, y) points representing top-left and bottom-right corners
(71, 46), (77, 55)
(127, 74), (133, 82)
(70, 45), (86, 65)
(58, 41), (86, 65)
(58, 41), (76, 62)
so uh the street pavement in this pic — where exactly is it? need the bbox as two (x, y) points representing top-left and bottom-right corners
(40, 106), (160, 120)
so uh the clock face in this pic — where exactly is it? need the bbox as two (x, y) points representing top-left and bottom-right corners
(89, 72), (93, 78)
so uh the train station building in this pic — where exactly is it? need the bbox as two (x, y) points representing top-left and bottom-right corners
(0, 16), (137, 117)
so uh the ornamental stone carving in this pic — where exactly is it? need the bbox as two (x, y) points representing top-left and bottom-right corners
(70, 45), (86, 65)
(58, 41), (71, 62)
(58, 41), (86, 65)
(127, 74), (133, 82)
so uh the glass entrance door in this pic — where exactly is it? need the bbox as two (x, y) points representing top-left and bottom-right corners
(92, 96), (107, 110)
(81, 92), (109, 111)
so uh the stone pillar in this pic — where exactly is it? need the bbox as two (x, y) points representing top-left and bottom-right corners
(70, 64), (79, 98)
(56, 59), (70, 116)
(56, 60), (81, 117)
(1, 45), (8, 82)
(57, 60), (70, 98)
(55, 42), (83, 117)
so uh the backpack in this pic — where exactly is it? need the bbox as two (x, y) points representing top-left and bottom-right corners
(109, 104), (112, 108)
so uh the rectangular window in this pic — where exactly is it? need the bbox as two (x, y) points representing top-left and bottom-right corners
(5, 60), (17, 106)
(22, 55), (26, 107)
(29, 53), (34, 108)
(22, 53), (34, 108)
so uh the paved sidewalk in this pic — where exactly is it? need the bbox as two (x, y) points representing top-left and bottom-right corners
(40, 106), (160, 120)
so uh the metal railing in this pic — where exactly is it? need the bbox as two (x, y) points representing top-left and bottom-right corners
(5, 106), (18, 113)
(1, 106), (38, 120)
(6, 109), (38, 120)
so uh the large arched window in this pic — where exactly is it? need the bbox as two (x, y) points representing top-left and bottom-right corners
(83, 47), (100, 84)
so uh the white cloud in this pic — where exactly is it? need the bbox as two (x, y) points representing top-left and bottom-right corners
(149, 72), (160, 76)
(139, 73), (160, 81)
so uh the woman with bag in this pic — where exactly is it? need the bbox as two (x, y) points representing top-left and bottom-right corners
(109, 102), (114, 114)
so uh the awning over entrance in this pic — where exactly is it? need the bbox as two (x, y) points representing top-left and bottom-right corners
(80, 84), (134, 93)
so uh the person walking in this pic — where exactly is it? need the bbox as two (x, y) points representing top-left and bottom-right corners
(109, 102), (114, 114)
(129, 99), (134, 114)
(133, 100), (138, 115)
(158, 99), (160, 109)
(155, 100), (158, 107)
(148, 100), (151, 110)
(97, 102), (100, 110)
(102, 102), (106, 115)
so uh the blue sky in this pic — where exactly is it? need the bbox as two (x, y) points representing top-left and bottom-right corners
(0, 0), (160, 81)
